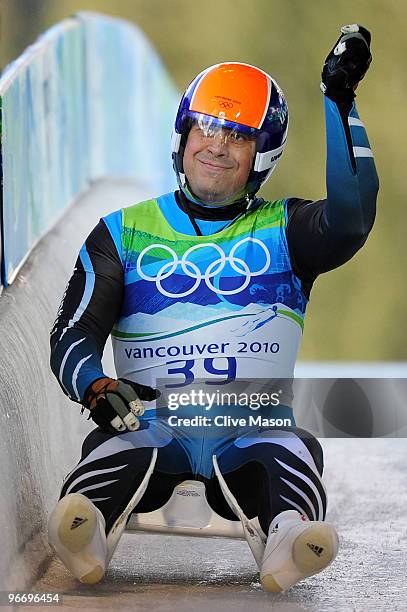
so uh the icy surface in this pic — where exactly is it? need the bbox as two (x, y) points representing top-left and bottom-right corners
(34, 439), (407, 611)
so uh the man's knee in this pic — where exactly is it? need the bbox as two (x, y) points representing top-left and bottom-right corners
(80, 427), (116, 459)
(288, 427), (324, 476)
(233, 425), (324, 476)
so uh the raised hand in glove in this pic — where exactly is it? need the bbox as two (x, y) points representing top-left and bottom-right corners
(83, 377), (160, 433)
(321, 24), (372, 103)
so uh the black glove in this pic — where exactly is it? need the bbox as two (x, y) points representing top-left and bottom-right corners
(321, 24), (372, 103)
(82, 377), (160, 434)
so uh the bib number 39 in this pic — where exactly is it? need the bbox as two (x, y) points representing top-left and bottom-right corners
(166, 357), (237, 387)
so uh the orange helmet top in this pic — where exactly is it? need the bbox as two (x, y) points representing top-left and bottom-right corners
(189, 63), (271, 130)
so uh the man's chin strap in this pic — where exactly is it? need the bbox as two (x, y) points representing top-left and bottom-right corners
(176, 189), (257, 222)
(180, 176), (256, 210)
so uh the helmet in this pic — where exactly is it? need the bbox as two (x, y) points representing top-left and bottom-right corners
(172, 62), (289, 206)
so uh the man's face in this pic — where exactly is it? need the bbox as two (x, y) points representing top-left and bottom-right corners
(183, 122), (256, 203)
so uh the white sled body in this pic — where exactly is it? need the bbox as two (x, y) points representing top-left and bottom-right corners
(126, 479), (255, 538)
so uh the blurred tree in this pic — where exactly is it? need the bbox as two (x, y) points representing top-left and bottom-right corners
(0, 0), (48, 71)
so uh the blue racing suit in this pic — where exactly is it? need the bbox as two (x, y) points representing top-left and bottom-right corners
(50, 97), (378, 533)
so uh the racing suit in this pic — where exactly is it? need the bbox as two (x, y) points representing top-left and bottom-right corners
(50, 97), (378, 533)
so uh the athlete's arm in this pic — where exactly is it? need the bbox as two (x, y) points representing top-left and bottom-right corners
(50, 217), (124, 404)
(286, 25), (379, 296)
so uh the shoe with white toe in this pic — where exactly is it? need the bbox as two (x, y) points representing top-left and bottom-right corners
(260, 510), (339, 592)
(48, 493), (108, 584)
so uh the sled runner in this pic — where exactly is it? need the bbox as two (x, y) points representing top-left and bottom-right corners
(108, 449), (266, 568)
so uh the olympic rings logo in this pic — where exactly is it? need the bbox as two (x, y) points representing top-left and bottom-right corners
(219, 101), (233, 109)
(136, 237), (270, 298)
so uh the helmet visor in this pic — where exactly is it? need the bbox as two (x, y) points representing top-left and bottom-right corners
(189, 111), (258, 139)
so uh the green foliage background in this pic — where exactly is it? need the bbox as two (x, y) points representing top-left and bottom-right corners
(1, 0), (406, 360)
